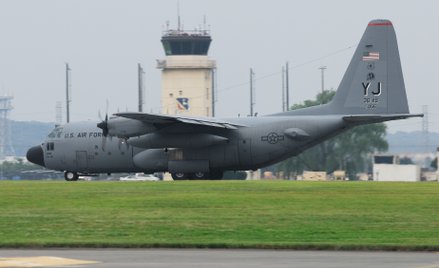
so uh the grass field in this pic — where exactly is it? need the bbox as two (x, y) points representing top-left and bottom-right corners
(0, 180), (438, 250)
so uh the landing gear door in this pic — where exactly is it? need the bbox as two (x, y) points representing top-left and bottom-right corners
(238, 139), (252, 166)
(76, 151), (88, 170)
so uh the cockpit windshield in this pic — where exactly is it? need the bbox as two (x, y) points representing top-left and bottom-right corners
(47, 126), (63, 139)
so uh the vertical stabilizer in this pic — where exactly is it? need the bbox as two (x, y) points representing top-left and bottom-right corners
(328, 19), (409, 115)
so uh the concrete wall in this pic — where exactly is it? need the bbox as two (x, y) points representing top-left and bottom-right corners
(373, 164), (420, 182)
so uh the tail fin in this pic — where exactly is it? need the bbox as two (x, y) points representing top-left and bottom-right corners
(328, 19), (409, 115)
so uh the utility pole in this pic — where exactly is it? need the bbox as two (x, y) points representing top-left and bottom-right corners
(422, 105), (429, 151)
(65, 63), (71, 123)
(282, 66), (286, 112)
(285, 62), (290, 111)
(211, 69), (215, 117)
(138, 63), (145, 112)
(319, 66), (327, 93)
(250, 68), (255, 116)
(177, 0), (181, 31)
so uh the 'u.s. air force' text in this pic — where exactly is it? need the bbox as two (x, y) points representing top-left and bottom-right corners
(64, 132), (103, 139)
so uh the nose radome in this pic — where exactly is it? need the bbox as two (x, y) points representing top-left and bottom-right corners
(26, 146), (45, 167)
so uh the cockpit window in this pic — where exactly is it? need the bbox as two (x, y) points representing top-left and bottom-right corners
(47, 127), (63, 139)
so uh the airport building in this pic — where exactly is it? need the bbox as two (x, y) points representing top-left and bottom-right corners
(157, 25), (216, 117)
(373, 155), (421, 182)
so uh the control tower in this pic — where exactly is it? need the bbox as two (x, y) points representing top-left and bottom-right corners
(157, 23), (216, 117)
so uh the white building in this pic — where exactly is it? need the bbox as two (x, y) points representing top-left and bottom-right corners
(373, 155), (420, 182)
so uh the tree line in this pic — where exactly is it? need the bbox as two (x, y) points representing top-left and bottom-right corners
(275, 90), (388, 179)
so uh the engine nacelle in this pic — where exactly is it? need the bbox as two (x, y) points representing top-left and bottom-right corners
(107, 117), (156, 138)
(133, 149), (168, 171)
(133, 149), (210, 173)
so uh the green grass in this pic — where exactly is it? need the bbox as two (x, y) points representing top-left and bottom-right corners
(0, 180), (438, 250)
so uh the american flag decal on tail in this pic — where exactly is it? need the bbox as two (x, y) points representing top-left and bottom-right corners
(362, 52), (380, 61)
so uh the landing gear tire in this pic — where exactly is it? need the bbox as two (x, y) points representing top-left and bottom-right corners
(171, 172), (187, 180)
(193, 172), (207, 180)
(64, 171), (79, 181)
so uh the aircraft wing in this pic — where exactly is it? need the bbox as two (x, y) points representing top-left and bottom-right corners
(115, 112), (245, 130)
(343, 113), (423, 124)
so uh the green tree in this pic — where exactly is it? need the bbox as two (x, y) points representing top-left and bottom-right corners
(276, 90), (388, 179)
(430, 157), (437, 170)
(399, 157), (414, 165)
(0, 158), (42, 179)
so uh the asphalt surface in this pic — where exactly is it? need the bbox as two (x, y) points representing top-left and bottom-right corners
(1, 249), (439, 268)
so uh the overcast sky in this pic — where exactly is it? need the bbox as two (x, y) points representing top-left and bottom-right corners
(0, 0), (437, 133)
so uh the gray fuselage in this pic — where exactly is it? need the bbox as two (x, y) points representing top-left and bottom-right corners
(41, 115), (346, 174)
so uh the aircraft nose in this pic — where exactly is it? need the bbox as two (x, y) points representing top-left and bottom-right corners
(26, 146), (45, 167)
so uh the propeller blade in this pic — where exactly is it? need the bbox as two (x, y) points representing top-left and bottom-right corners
(97, 113), (109, 137)
(98, 102), (110, 151)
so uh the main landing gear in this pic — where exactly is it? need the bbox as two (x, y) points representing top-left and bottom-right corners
(64, 171), (79, 181)
(171, 170), (223, 180)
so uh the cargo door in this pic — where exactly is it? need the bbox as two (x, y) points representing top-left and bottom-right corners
(76, 151), (88, 170)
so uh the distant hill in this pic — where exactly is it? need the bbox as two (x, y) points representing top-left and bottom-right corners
(7, 120), (438, 157)
(386, 131), (439, 154)
(10, 120), (55, 157)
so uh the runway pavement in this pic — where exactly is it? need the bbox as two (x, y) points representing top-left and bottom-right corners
(1, 249), (439, 268)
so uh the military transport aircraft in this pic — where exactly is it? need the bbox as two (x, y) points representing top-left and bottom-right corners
(27, 19), (422, 181)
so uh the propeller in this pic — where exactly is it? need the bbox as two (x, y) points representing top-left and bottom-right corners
(96, 100), (130, 152)
(97, 114), (109, 137)
(97, 101), (110, 151)
(97, 114), (109, 151)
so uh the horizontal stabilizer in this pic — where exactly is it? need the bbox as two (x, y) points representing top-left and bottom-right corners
(343, 113), (423, 124)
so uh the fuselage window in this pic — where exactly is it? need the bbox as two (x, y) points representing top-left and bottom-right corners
(46, 142), (55, 151)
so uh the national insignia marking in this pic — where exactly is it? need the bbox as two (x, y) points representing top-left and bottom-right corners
(261, 132), (285, 144)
